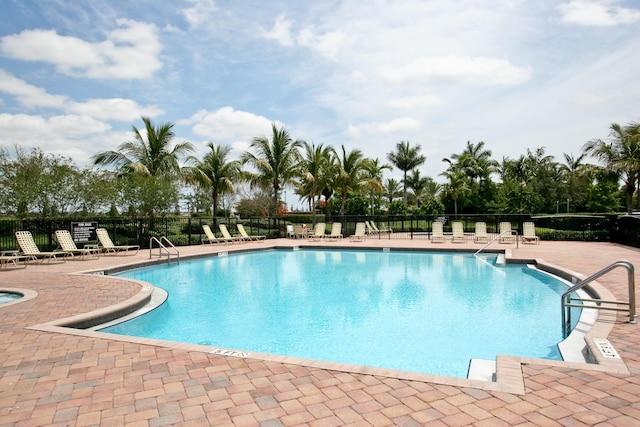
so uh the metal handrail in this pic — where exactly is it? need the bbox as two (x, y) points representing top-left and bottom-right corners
(474, 230), (519, 256)
(562, 260), (636, 337)
(149, 236), (180, 264)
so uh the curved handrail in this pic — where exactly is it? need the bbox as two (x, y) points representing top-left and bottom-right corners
(149, 236), (180, 264)
(562, 260), (636, 337)
(474, 229), (519, 256)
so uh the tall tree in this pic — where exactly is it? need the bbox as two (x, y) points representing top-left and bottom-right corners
(361, 158), (392, 215)
(442, 141), (496, 184)
(383, 178), (402, 205)
(242, 124), (303, 216)
(93, 116), (194, 178)
(583, 122), (640, 213)
(559, 152), (590, 212)
(186, 142), (243, 221)
(406, 169), (428, 207)
(298, 142), (335, 224)
(332, 145), (366, 215)
(440, 170), (469, 216)
(0, 147), (83, 217)
(442, 141), (497, 213)
(93, 117), (195, 217)
(387, 141), (426, 204)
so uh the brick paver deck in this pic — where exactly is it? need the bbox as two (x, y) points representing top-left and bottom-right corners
(1, 237), (639, 426)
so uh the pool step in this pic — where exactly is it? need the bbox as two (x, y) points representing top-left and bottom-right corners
(467, 359), (496, 382)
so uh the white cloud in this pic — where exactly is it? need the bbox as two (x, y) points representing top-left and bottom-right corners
(262, 14), (346, 59)
(0, 69), (67, 108)
(262, 13), (295, 47)
(346, 117), (421, 139)
(0, 19), (162, 79)
(387, 95), (441, 110)
(0, 113), (110, 139)
(297, 26), (346, 60)
(182, 106), (280, 144)
(66, 98), (163, 122)
(0, 70), (162, 121)
(558, 0), (640, 26)
(0, 113), (134, 165)
(180, 0), (218, 29)
(380, 56), (532, 86)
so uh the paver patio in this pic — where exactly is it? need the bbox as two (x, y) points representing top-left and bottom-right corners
(1, 237), (639, 426)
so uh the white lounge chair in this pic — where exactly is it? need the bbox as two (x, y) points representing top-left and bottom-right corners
(350, 222), (367, 241)
(55, 229), (100, 259)
(327, 222), (343, 239)
(96, 228), (140, 255)
(202, 225), (221, 245)
(293, 225), (308, 239)
(521, 222), (540, 244)
(451, 221), (466, 243)
(309, 222), (326, 241)
(15, 230), (67, 263)
(499, 222), (516, 244)
(237, 224), (266, 241)
(473, 222), (489, 243)
(219, 224), (244, 243)
(372, 221), (392, 234)
(431, 222), (445, 243)
(365, 221), (378, 235)
(0, 251), (27, 269)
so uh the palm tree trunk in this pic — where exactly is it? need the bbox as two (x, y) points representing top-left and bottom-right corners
(311, 194), (317, 226)
(403, 171), (408, 204)
(212, 191), (218, 228)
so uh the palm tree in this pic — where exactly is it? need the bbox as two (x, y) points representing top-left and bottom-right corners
(383, 178), (402, 205)
(583, 122), (640, 213)
(93, 116), (194, 178)
(406, 169), (428, 207)
(387, 141), (426, 203)
(299, 141), (335, 225)
(93, 117), (195, 218)
(332, 145), (366, 215)
(442, 140), (496, 184)
(185, 142), (243, 221)
(560, 152), (590, 211)
(561, 152), (587, 175)
(242, 124), (303, 216)
(440, 170), (469, 216)
(361, 158), (392, 215)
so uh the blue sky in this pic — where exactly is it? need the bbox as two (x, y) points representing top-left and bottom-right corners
(1, 0), (639, 189)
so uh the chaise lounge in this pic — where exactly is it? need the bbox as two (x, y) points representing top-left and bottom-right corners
(55, 229), (100, 259)
(15, 230), (67, 263)
(431, 221), (446, 243)
(96, 228), (140, 255)
(236, 224), (266, 241)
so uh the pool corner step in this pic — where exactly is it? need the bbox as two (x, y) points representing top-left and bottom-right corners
(467, 359), (496, 382)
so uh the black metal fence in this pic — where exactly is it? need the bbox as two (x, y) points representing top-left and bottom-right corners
(0, 213), (633, 252)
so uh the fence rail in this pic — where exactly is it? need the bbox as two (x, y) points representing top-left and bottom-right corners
(0, 213), (629, 252)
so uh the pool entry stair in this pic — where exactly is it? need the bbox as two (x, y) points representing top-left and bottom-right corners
(561, 260), (636, 338)
(474, 229), (519, 255)
(149, 236), (180, 264)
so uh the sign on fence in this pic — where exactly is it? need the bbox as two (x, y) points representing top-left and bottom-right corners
(71, 221), (98, 243)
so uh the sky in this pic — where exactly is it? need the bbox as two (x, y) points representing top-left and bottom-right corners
(1, 0), (639, 199)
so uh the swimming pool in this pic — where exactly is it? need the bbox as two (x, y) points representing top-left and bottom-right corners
(0, 292), (21, 305)
(103, 249), (579, 378)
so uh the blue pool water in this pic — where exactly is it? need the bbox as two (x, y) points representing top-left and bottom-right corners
(0, 292), (21, 305)
(103, 249), (577, 378)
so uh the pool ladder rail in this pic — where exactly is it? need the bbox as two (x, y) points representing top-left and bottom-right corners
(561, 260), (636, 338)
(149, 236), (180, 264)
(474, 229), (519, 256)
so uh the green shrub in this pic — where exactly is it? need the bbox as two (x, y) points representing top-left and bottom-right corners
(388, 201), (407, 215)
